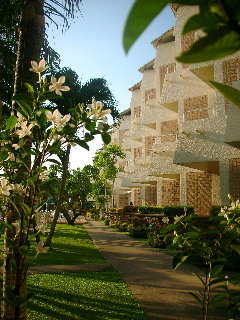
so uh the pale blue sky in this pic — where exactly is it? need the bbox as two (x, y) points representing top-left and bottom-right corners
(47, 0), (175, 168)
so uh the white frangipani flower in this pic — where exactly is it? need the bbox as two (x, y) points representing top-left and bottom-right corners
(174, 215), (185, 224)
(12, 183), (25, 194)
(49, 76), (70, 96)
(0, 179), (12, 196)
(34, 240), (49, 255)
(30, 59), (48, 73)
(15, 121), (34, 138)
(162, 217), (169, 224)
(88, 98), (111, 122)
(45, 109), (62, 124)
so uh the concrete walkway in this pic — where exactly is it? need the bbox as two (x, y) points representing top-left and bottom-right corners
(84, 218), (228, 320)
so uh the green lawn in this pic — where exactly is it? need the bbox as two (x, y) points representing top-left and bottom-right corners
(28, 272), (146, 320)
(29, 224), (106, 266)
(26, 224), (147, 320)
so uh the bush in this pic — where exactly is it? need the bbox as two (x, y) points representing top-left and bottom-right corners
(138, 206), (163, 214)
(123, 205), (139, 213)
(116, 222), (129, 232)
(147, 229), (173, 248)
(104, 219), (110, 225)
(108, 208), (124, 214)
(209, 205), (222, 216)
(128, 225), (149, 238)
(162, 206), (194, 216)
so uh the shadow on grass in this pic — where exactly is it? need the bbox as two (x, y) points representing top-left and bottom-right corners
(27, 272), (147, 320)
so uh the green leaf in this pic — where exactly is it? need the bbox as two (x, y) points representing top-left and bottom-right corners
(85, 121), (96, 132)
(101, 132), (111, 145)
(209, 277), (229, 286)
(184, 231), (199, 239)
(210, 293), (228, 304)
(208, 81), (240, 107)
(24, 82), (34, 94)
(230, 244), (240, 255)
(188, 292), (202, 304)
(20, 203), (31, 216)
(172, 253), (189, 270)
(12, 93), (34, 102)
(192, 272), (205, 285)
(15, 101), (32, 116)
(182, 12), (223, 34)
(210, 265), (224, 277)
(47, 158), (62, 166)
(5, 115), (17, 130)
(177, 29), (240, 63)
(19, 245), (29, 257)
(123, 0), (169, 53)
(160, 223), (177, 234)
(38, 92), (62, 103)
(74, 139), (89, 150)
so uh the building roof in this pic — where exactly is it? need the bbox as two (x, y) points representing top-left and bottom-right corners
(128, 81), (141, 92)
(120, 108), (131, 116)
(169, 4), (181, 15)
(138, 59), (155, 73)
(151, 28), (175, 48)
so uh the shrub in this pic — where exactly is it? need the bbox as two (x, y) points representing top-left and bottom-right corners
(104, 219), (110, 225)
(162, 206), (194, 216)
(209, 205), (222, 216)
(123, 205), (139, 213)
(138, 206), (163, 214)
(128, 225), (149, 238)
(147, 229), (173, 248)
(108, 208), (124, 214)
(116, 222), (129, 232)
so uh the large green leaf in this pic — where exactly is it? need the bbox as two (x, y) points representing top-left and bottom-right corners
(210, 264), (224, 277)
(101, 132), (111, 145)
(172, 253), (189, 270)
(5, 115), (17, 130)
(177, 29), (240, 63)
(182, 12), (223, 34)
(123, 0), (169, 53)
(208, 81), (240, 107)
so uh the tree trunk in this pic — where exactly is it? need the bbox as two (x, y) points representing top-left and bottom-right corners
(44, 145), (71, 247)
(3, 1), (45, 319)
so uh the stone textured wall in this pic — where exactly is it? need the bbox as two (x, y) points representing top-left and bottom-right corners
(181, 31), (195, 52)
(118, 161), (128, 170)
(119, 194), (129, 208)
(133, 147), (142, 159)
(145, 185), (157, 206)
(186, 172), (212, 215)
(145, 136), (156, 156)
(223, 58), (240, 86)
(159, 63), (176, 92)
(134, 188), (142, 206)
(162, 179), (180, 206)
(161, 120), (178, 143)
(145, 88), (156, 104)
(229, 158), (240, 200)
(119, 129), (129, 146)
(184, 95), (209, 121)
(134, 106), (141, 118)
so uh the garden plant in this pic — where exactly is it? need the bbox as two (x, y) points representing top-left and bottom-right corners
(0, 60), (112, 319)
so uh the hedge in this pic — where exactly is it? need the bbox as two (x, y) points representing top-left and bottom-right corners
(137, 206), (163, 214)
(137, 206), (194, 216)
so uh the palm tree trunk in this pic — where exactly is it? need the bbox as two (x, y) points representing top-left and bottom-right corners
(44, 145), (71, 247)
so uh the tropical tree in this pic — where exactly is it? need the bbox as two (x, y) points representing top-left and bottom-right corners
(91, 144), (126, 210)
(123, 0), (240, 106)
(44, 68), (119, 247)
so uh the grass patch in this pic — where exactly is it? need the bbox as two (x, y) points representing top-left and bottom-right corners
(28, 272), (147, 320)
(29, 224), (106, 266)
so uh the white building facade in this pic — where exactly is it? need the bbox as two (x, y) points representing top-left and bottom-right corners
(111, 5), (240, 215)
